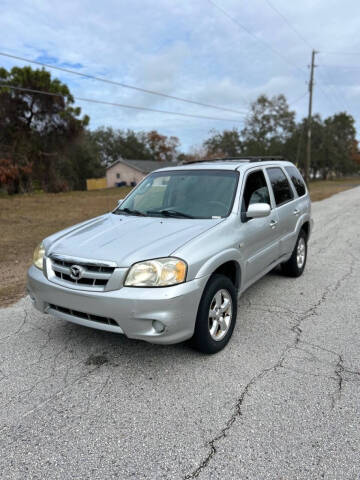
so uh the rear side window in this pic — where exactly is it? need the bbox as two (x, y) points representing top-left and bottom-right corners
(267, 167), (294, 206)
(285, 166), (306, 197)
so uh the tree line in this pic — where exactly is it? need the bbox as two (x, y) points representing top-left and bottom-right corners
(0, 66), (180, 194)
(196, 94), (359, 180)
(0, 66), (359, 194)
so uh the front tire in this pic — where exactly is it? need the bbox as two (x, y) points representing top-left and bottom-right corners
(281, 230), (307, 277)
(191, 274), (237, 354)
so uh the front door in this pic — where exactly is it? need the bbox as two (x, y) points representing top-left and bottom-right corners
(239, 168), (281, 286)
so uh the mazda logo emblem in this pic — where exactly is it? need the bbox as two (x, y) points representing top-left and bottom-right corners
(70, 265), (84, 280)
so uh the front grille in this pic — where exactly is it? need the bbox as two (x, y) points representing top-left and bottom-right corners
(49, 304), (118, 327)
(50, 257), (115, 289)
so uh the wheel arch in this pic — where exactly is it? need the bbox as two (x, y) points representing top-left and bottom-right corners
(300, 221), (310, 240)
(212, 261), (241, 291)
(195, 249), (242, 291)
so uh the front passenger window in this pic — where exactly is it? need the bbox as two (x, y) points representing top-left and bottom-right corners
(241, 170), (270, 221)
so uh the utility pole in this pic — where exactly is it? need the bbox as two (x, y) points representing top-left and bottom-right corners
(305, 49), (317, 184)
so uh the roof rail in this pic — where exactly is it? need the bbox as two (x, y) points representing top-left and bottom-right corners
(229, 156), (285, 162)
(182, 155), (286, 165)
(182, 158), (248, 165)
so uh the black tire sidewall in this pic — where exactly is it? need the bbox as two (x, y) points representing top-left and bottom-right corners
(283, 230), (307, 277)
(192, 274), (237, 354)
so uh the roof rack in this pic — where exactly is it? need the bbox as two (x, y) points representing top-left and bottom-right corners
(225, 156), (285, 162)
(183, 156), (286, 165)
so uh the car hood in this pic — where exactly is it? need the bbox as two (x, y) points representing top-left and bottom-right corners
(45, 213), (223, 266)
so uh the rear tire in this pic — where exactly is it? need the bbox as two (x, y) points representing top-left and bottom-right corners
(281, 230), (307, 277)
(191, 274), (237, 354)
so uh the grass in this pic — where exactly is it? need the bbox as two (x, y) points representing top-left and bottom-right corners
(0, 186), (132, 308)
(1, 178), (359, 308)
(308, 177), (360, 201)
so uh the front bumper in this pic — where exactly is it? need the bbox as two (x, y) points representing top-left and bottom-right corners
(27, 265), (209, 344)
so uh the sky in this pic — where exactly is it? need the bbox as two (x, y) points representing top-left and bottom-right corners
(1, 0), (359, 152)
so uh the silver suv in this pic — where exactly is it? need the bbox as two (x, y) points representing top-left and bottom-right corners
(28, 158), (313, 353)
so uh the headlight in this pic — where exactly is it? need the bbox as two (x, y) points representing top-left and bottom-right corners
(124, 258), (187, 287)
(33, 242), (45, 270)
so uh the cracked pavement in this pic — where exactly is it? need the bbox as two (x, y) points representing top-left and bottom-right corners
(1, 187), (359, 479)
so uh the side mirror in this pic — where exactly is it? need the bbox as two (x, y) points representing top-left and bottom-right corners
(117, 199), (124, 207)
(246, 203), (271, 219)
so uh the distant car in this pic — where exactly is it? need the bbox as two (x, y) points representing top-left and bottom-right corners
(28, 157), (313, 353)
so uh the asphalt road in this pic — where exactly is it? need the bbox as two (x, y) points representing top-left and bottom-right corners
(1, 187), (359, 480)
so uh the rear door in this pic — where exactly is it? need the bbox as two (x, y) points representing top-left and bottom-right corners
(265, 166), (299, 257)
(239, 168), (281, 285)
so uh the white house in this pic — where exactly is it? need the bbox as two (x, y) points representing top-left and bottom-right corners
(106, 159), (175, 188)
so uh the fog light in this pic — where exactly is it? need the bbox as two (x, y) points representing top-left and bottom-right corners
(152, 320), (165, 333)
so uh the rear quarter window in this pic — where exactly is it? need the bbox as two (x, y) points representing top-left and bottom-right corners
(285, 166), (306, 197)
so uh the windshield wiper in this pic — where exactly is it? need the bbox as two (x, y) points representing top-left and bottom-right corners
(147, 209), (194, 219)
(117, 207), (146, 217)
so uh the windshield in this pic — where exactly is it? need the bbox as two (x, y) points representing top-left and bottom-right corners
(113, 169), (239, 219)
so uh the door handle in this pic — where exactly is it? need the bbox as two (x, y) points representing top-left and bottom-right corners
(293, 209), (300, 216)
(269, 220), (278, 229)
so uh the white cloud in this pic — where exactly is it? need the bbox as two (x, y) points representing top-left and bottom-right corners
(1, 0), (359, 150)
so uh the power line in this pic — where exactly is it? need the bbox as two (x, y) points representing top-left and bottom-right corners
(321, 51), (360, 56)
(257, 1), (348, 114)
(316, 82), (338, 111)
(309, 68), (346, 114)
(316, 67), (352, 114)
(207, 0), (341, 119)
(208, 1), (341, 115)
(316, 54), (358, 113)
(288, 91), (308, 105)
(0, 83), (246, 124)
(316, 77), (348, 114)
(263, 0), (312, 48)
(210, 0), (347, 117)
(207, 0), (307, 77)
(0, 51), (247, 116)
(318, 64), (360, 70)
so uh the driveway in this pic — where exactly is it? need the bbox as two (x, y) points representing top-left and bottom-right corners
(0, 187), (359, 479)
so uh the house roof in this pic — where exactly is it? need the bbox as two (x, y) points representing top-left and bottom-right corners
(107, 159), (176, 174)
